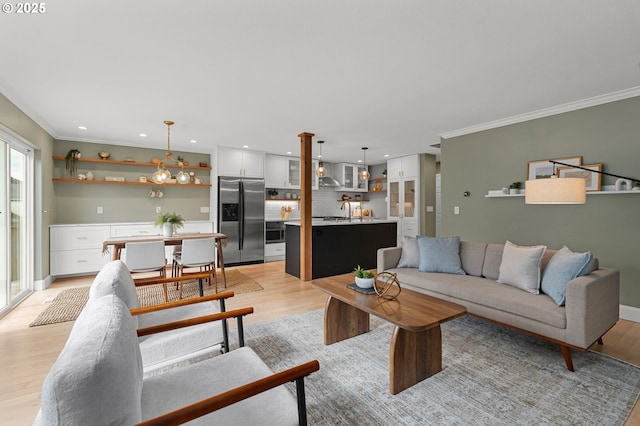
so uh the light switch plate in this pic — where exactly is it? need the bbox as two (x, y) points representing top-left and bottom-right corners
(156, 206), (162, 213)
(96, 206), (103, 214)
(200, 206), (210, 213)
(454, 206), (460, 215)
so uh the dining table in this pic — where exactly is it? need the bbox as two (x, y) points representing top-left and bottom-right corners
(102, 232), (228, 287)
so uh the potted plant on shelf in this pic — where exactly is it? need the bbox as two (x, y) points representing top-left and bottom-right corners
(65, 148), (81, 176)
(155, 212), (184, 237)
(268, 189), (279, 198)
(354, 265), (375, 288)
(509, 181), (522, 195)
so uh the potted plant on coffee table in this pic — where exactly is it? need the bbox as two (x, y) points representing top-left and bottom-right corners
(155, 212), (184, 237)
(354, 265), (375, 288)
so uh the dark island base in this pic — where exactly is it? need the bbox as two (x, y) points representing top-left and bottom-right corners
(285, 222), (397, 279)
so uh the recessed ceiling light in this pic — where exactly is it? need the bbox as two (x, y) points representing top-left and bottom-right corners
(384, 154), (389, 157)
(317, 155), (322, 158)
(190, 139), (197, 144)
(286, 151), (292, 155)
(243, 145), (249, 148)
(357, 159), (363, 163)
(139, 133), (147, 137)
(78, 126), (87, 130)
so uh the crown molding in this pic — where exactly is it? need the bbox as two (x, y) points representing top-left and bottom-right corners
(440, 87), (640, 140)
(0, 77), (58, 138)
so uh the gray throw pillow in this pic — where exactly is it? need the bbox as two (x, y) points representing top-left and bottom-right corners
(541, 246), (593, 306)
(397, 236), (420, 268)
(497, 240), (546, 294)
(417, 236), (466, 275)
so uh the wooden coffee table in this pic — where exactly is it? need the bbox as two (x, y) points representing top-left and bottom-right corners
(311, 273), (467, 394)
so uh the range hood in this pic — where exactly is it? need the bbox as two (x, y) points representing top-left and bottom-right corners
(318, 175), (341, 187)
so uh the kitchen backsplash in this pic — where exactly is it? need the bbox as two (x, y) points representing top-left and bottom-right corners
(265, 186), (386, 221)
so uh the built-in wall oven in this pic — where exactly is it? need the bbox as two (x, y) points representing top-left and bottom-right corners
(265, 221), (286, 244)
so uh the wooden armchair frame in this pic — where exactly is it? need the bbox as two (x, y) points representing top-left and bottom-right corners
(131, 272), (234, 352)
(132, 305), (319, 426)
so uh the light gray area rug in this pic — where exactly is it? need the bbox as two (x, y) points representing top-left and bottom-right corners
(237, 310), (639, 425)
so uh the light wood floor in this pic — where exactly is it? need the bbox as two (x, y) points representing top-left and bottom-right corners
(1, 261), (638, 425)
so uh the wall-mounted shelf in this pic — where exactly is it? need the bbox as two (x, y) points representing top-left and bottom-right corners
(265, 198), (299, 201)
(368, 176), (386, 193)
(336, 199), (368, 203)
(52, 178), (211, 187)
(52, 156), (212, 170)
(485, 186), (640, 198)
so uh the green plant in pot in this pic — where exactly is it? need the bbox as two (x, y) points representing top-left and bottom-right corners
(354, 265), (375, 288)
(65, 148), (81, 176)
(155, 212), (184, 237)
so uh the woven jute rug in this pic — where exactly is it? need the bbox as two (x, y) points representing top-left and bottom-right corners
(29, 269), (263, 327)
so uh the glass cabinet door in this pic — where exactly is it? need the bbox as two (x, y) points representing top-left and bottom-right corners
(403, 179), (416, 218)
(389, 180), (400, 218)
(287, 159), (300, 187)
(343, 164), (354, 189)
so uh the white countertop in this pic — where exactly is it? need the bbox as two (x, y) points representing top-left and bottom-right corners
(285, 219), (396, 226)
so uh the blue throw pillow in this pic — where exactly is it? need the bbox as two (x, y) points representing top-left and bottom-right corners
(417, 236), (466, 275)
(541, 246), (593, 306)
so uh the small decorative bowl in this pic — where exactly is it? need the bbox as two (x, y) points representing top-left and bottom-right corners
(98, 152), (111, 160)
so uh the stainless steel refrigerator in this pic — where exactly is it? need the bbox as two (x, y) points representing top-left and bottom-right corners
(218, 177), (265, 266)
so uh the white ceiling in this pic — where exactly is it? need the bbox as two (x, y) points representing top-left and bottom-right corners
(1, 1), (639, 165)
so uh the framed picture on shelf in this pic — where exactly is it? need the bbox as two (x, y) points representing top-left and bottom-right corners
(527, 156), (582, 180)
(557, 164), (602, 191)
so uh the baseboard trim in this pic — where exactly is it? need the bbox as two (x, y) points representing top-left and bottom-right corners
(34, 275), (54, 291)
(620, 304), (640, 323)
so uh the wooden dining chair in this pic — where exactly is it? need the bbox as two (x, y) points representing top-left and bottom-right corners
(124, 241), (169, 300)
(173, 238), (218, 298)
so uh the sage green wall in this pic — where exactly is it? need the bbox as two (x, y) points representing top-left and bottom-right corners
(441, 96), (640, 309)
(53, 140), (212, 224)
(0, 93), (55, 280)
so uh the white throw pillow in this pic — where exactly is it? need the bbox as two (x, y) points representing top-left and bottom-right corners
(497, 240), (546, 294)
(397, 236), (420, 268)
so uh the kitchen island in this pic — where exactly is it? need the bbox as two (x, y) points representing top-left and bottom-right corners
(285, 219), (397, 279)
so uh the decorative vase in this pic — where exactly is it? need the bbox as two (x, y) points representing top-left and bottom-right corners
(162, 223), (173, 237)
(509, 188), (519, 195)
(355, 276), (374, 288)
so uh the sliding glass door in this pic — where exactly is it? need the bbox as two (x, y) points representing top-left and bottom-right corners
(0, 135), (33, 314)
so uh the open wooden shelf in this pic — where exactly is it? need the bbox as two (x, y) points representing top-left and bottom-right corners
(52, 178), (211, 187)
(52, 156), (212, 170)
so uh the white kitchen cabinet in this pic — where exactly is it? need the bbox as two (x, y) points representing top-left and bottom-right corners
(265, 154), (318, 189)
(334, 163), (367, 192)
(388, 156), (420, 242)
(387, 155), (418, 179)
(50, 221), (214, 276)
(217, 147), (264, 178)
(50, 225), (111, 276)
(264, 242), (286, 261)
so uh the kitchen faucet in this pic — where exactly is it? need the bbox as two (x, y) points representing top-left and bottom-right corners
(340, 200), (351, 221)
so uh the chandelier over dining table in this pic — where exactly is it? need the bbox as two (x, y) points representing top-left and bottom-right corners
(152, 120), (190, 184)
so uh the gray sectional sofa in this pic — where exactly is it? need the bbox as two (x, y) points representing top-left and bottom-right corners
(377, 238), (620, 371)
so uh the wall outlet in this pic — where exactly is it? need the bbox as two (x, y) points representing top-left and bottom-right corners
(200, 206), (210, 213)
(426, 205), (434, 212)
(96, 206), (103, 214)
(156, 206), (162, 213)
(454, 206), (460, 215)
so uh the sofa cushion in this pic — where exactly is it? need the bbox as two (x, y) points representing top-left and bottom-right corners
(460, 241), (488, 277)
(34, 294), (143, 425)
(89, 260), (140, 310)
(388, 267), (566, 329)
(497, 241), (546, 294)
(397, 236), (420, 268)
(141, 346), (299, 425)
(541, 246), (594, 306)
(417, 236), (466, 275)
(482, 244), (504, 280)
